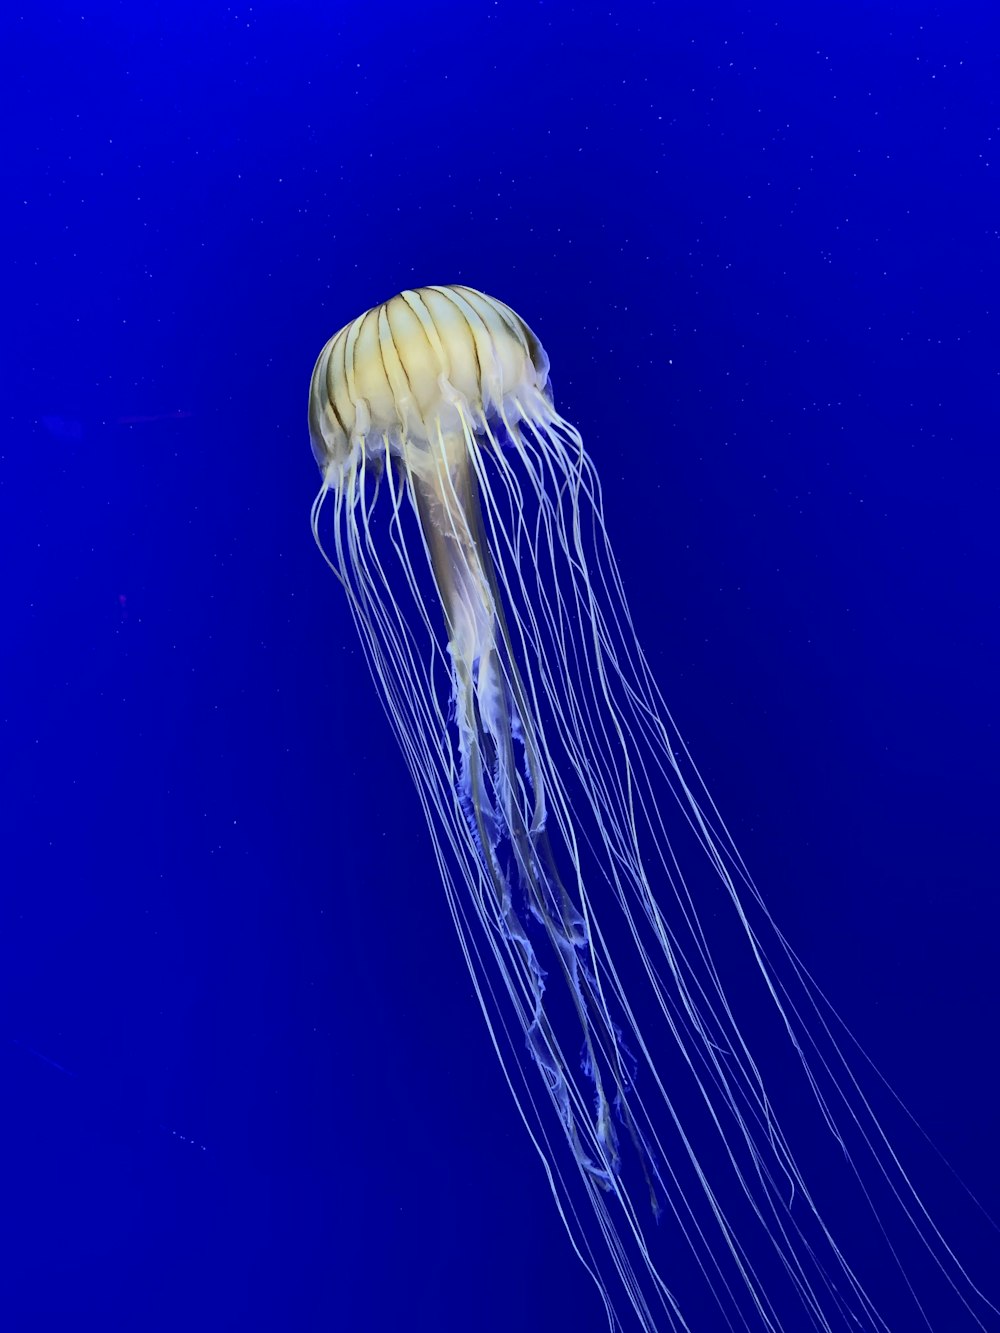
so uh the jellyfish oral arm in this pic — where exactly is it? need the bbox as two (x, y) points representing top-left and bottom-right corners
(399, 412), (644, 1202)
(409, 437), (501, 821)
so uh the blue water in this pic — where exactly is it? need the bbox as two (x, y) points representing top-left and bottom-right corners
(5, 3), (999, 1330)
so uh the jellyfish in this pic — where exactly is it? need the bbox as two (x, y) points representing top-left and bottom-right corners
(307, 285), (995, 1332)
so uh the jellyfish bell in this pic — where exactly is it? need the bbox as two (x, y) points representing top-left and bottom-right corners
(308, 284), (550, 478)
(307, 286), (998, 1333)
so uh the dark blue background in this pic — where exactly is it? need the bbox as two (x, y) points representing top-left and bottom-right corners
(4, 3), (998, 1330)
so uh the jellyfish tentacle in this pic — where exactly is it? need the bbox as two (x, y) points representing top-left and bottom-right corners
(309, 287), (1000, 1333)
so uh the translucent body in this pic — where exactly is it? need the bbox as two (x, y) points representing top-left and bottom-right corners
(308, 286), (996, 1332)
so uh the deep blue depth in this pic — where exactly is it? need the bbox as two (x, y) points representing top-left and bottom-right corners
(4, 3), (999, 1330)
